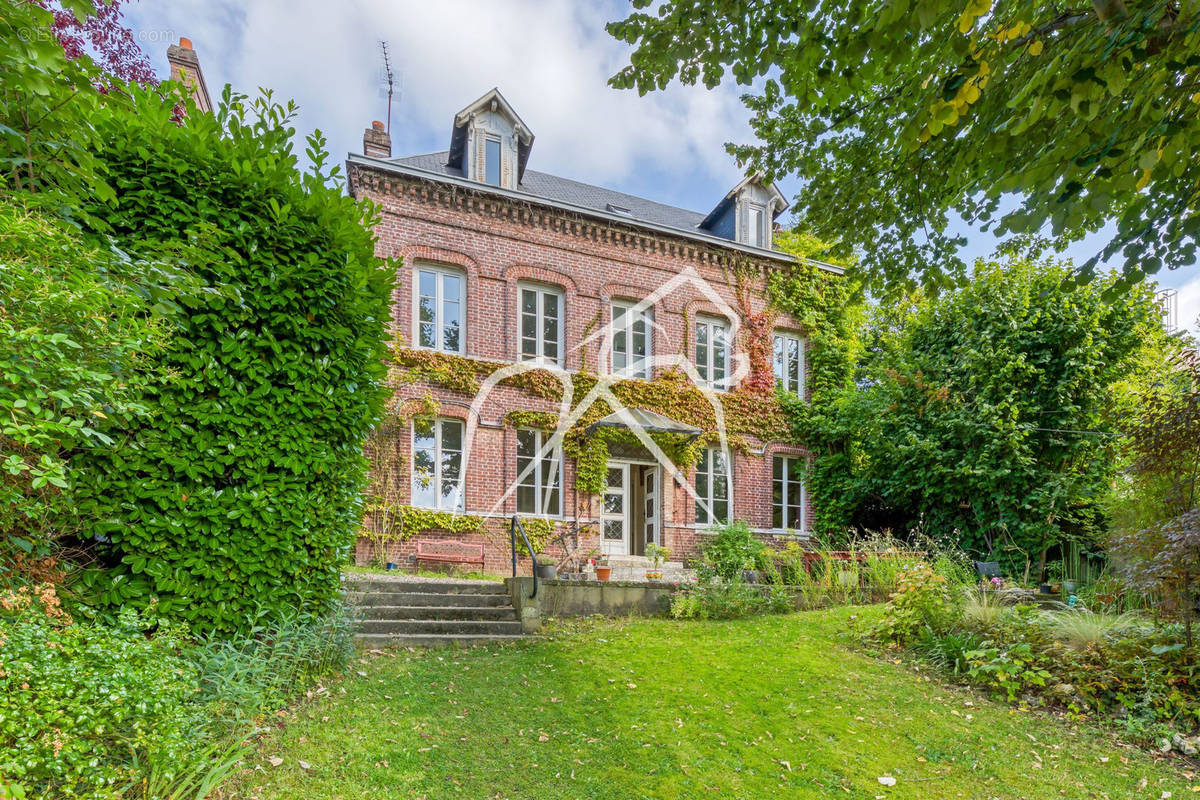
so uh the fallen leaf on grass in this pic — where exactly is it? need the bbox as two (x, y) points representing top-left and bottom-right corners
(877, 776), (897, 786)
(267, 756), (283, 767)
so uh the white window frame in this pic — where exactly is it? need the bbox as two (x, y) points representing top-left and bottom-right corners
(411, 417), (465, 512)
(483, 134), (501, 187)
(694, 447), (731, 526)
(413, 265), (466, 355)
(772, 454), (806, 531)
(694, 316), (731, 390)
(773, 331), (805, 395)
(747, 202), (766, 248)
(517, 283), (564, 367)
(515, 428), (562, 517)
(609, 299), (653, 379)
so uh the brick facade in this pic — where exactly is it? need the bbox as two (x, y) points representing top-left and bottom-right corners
(348, 160), (822, 574)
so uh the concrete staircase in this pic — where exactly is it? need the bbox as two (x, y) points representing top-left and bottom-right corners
(344, 576), (526, 648)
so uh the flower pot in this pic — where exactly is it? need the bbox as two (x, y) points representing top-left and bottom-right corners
(385, 562), (398, 571)
(645, 570), (662, 581)
(595, 566), (612, 582)
(1039, 583), (1053, 594)
(535, 563), (557, 580)
(1063, 580), (1077, 595)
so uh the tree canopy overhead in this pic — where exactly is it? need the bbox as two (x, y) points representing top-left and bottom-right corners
(609, 1), (1200, 294)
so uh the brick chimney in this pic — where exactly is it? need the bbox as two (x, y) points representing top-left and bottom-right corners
(363, 120), (392, 158)
(166, 37), (213, 113)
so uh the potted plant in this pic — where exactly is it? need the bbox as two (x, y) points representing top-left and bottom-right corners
(645, 543), (669, 580)
(534, 554), (557, 580)
(595, 555), (612, 582)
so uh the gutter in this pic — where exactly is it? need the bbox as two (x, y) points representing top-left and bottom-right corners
(346, 153), (845, 277)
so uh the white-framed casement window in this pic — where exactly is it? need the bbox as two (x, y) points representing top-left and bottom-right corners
(694, 447), (731, 525)
(772, 455), (805, 530)
(516, 428), (562, 516)
(484, 135), (501, 187)
(610, 300), (653, 379)
(694, 316), (730, 390)
(747, 203), (766, 248)
(414, 265), (465, 354)
(518, 283), (564, 366)
(411, 417), (465, 511)
(773, 331), (805, 395)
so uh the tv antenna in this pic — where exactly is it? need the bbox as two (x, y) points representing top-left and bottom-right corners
(379, 41), (395, 134)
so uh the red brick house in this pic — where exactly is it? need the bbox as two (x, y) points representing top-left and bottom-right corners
(347, 88), (843, 574)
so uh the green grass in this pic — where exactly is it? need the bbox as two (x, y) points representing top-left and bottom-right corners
(226, 607), (1196, 799)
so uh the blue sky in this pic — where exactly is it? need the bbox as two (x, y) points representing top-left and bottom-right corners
(124, 0), (1198, 334)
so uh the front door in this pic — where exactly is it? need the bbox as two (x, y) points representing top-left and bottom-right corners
(601, 464), (630, 556)
(643, 467), (659, 547)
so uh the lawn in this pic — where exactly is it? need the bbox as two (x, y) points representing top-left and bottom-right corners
(227, 607), (1196, 799)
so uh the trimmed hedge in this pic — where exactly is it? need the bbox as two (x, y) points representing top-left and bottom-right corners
(74, 89), (394, 633)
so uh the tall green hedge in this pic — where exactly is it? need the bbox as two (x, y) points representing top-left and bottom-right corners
(74, 88), (394, 633)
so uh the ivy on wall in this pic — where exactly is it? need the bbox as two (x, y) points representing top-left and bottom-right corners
(384, 230), (859, 536)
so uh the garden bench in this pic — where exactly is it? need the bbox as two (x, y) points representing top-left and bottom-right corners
(975, 561), (1002, 578)
(415, 539), (485, 570)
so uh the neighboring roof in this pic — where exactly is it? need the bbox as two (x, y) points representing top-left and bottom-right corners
(698, 174), (789, 230)
(447, 88), (535, 182)
(350, 150), (844, 275)
(585, 408), (703, 437)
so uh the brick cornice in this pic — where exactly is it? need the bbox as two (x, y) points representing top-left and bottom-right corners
(350, 162), (787, 277)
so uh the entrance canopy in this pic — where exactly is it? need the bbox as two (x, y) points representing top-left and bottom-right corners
(585, 408), (702, 438)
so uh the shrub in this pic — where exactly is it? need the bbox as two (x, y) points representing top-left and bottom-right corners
(0, 586), (203, 799)
(873, 563), (955, 645)
(72, 89), (394, 634)
(914, 627), (982, 676)
(669, 580), (793, 620)
(964, 642), (1053, 703)
(0, 203), (168, 575)
(698, 521), (764, 582)
(960, 587), (1016, 630)
(1110, 507), (1200, 650)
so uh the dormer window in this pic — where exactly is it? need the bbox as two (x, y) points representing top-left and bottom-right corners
(484, 136), (501, 187)
(699, 174), (788, 249)
(446, 88), (535, 191)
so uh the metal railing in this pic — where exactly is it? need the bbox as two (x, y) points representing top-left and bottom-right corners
(509, 515), (538, 599)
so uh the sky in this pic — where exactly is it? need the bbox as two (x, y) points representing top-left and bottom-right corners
(123, 0), (1198, 336)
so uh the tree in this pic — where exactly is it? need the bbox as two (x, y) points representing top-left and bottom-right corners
(608, 2), (1200, 294)
(803, 258), (1167, 575)
(47, 0), (157, 85)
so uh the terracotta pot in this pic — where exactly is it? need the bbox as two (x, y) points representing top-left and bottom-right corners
(595, 566), (612, 582)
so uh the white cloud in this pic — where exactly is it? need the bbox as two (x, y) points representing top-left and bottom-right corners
(125, 0), (755, 212)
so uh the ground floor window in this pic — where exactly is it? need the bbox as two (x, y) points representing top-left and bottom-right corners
(772, 455), (805, 530)
(694, 447), (730, 525)
(516, 428), (562, 516)
(412, 417), (464, 510)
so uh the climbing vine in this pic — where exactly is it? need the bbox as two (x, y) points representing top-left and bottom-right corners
(381, 229), (859, 537)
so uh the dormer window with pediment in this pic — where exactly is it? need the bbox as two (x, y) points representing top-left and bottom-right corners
(445, 88), (534, 191)
(698, 174), (788, 250)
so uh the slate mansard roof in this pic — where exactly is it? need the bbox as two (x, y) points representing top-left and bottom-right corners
(347, 88), (843, 274)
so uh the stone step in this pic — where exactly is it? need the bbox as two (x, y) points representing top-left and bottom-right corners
(343, 579), (507, 595)
(360, 604), (517, 621)
(346, 591), (513, 608)
(604, 556), (684, 569)
(355, 632), (527, 648)
(358, 619), (524, 636)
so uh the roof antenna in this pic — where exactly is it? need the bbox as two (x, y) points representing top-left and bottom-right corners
(379, 41), (396, 134)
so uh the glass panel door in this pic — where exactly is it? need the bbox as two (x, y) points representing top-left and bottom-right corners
(643, 467), (659, 546)
(601, 464), (629, 556)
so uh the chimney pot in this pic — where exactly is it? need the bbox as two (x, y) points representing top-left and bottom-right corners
(179, 37), (193, 50)
(372, 120), (385, 132)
